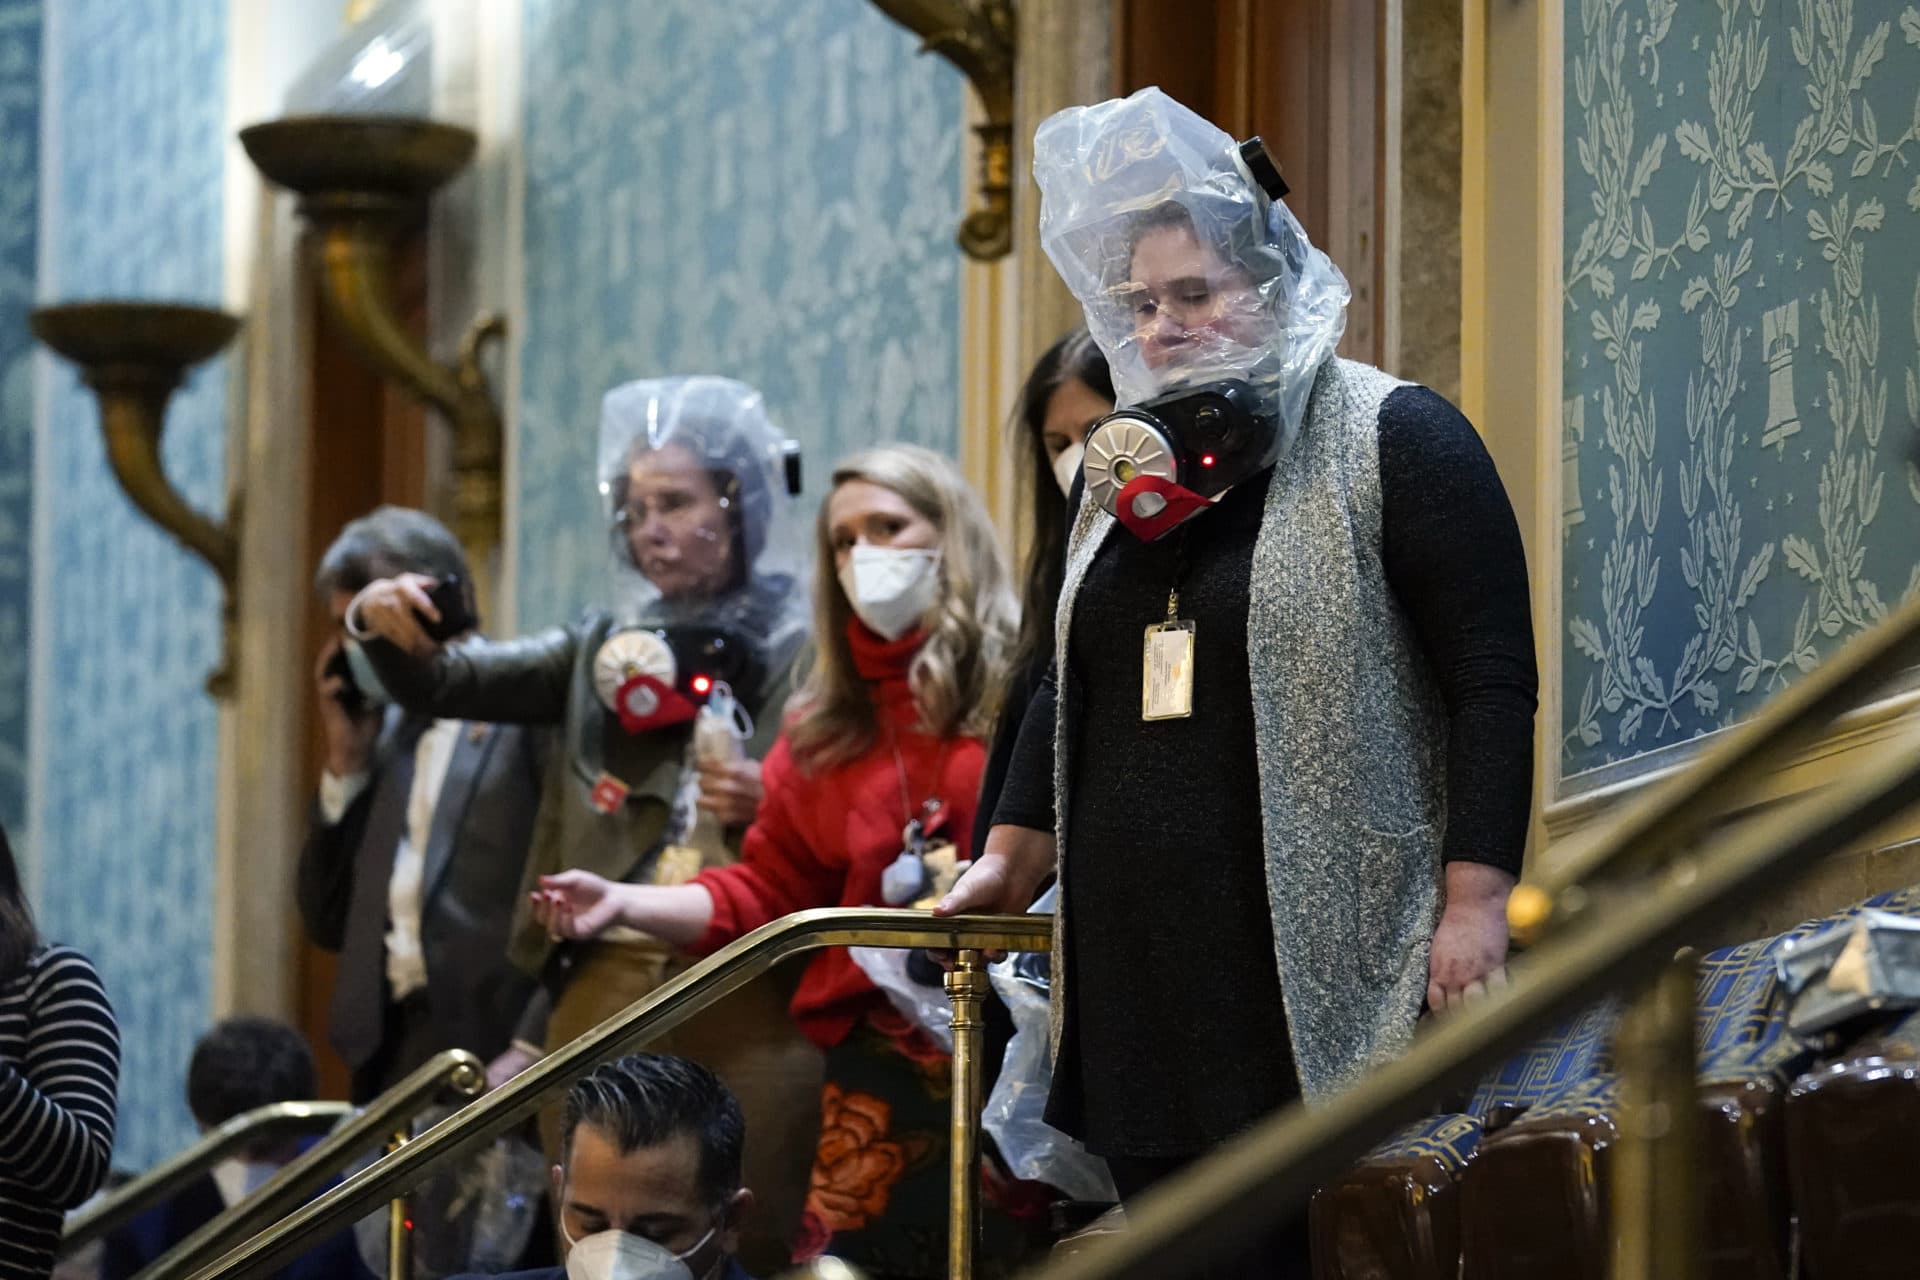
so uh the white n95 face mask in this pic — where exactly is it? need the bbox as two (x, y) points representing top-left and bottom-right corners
(564, 1225), (718, 1280)
(837, 545), (943, 642)
(1051, 442), (1085, 498)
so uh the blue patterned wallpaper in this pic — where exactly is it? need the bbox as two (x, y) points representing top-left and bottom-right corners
(1560, 0), (1920, 791)
(514, 0), (964, 626)
(36, 0), (229, 1167)
(0, 1), (37, 839)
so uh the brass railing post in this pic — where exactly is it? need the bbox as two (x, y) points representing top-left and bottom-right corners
(944, 948), (988, 1280)
(1609, 950), (1702, 1280)
(386, 1127), (415, 1280)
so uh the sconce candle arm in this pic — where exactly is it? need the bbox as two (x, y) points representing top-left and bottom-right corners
(240, 116), (507, 600)
(95, 378), (238, 587)
(311, 210), (474, 424)
(30, 301), (244, 696)
(868, 0), (1013, 113)
(303, 196), (506, 583)
(301, 193), (505, 577)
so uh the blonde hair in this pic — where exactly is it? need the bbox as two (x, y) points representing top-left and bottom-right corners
(788, 445), (1019, 772)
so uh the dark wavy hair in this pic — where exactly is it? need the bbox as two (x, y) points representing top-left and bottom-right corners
(561, 1053), (744, 1210)
(1015, 330), (1114, 667)
(0, 824), (40, 977)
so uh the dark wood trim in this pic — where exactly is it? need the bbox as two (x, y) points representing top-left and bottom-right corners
(294, 224), (430, 1101)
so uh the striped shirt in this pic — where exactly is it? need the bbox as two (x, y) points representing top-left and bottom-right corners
(0, 945), (119, 1280)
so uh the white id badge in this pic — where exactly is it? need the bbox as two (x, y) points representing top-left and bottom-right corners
(1142, 620), (1197, 721)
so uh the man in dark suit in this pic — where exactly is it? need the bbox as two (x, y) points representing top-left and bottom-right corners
(297, 507), (547, 1103)
(98, 1019), (371, 1279)
(452, 1054), (758, 1280)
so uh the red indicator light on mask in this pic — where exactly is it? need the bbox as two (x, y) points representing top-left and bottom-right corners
(1201, 454), (1217, 467)
(691, 674), (713, 695)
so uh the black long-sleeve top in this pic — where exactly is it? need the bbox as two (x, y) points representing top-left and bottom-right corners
(991, 384), (1537, 1156)
(993, 383), (1538, 871)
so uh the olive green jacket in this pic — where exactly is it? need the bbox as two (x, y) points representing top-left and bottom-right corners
(364, 612), (797, 974)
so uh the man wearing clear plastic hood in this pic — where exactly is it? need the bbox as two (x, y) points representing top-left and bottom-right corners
(939, 88), (1537, 1269)
(349, 376), (821, 1272)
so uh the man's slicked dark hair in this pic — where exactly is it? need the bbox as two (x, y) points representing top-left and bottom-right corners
(561, 1053), (745, 1208)
(187, 1017), (318, 1133)
(313, 505), (470, 600)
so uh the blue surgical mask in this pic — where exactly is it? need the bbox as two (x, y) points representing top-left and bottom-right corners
(342, 639), (393, 709)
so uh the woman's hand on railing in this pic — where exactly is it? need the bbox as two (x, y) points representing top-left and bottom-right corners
(1427, 862), (1516, 1014)
(934, 824), (1057, 957)
(483, 1042), (541, 1091)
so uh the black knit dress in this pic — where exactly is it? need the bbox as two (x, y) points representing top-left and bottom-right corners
(994, 384), (1538, 1158)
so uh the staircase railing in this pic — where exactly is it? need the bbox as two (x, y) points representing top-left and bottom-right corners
(162, 909), (1051, 1280)
(60, 1100), (352, 1254)
(153, 590), (1920, 1279)
(138, 1049), (485, 1280)
(1026, 587), (1920, 1279)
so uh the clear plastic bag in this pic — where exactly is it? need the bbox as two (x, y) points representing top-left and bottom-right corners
(981, 889), (1117, 1203)
(1032, 87), (1350, 445)
(848, 946), (953, 1051)
(351, 1106), (548, 1277)
(595, 376), (808, 655)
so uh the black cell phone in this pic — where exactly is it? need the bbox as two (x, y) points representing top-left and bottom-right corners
(324, 647), (366, 714)
(419, 574), (478, 643)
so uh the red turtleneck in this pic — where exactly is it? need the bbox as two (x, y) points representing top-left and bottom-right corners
(690, 620), (988, 1049)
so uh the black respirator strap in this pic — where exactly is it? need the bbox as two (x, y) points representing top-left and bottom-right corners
(1237, 137), (1289, 200)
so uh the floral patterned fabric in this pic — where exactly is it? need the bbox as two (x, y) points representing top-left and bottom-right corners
(792, 1013), (1048, 1278)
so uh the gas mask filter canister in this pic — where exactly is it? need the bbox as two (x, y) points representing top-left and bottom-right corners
(1082, 378), (1276, 540)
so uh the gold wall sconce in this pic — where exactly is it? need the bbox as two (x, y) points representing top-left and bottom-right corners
(30, 303), (245, 696)
(238, 115), (506, 584)
(871, 0), (1015, 261)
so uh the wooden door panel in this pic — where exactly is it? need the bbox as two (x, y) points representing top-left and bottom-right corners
(295, 226), (430, 1101)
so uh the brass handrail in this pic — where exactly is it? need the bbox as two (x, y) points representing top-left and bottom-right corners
(60, 1101), (351, 1253)
(1027, 640), (1920, 1276)
(139, 1049), (485, 1280)
(173, 910), (1051, 1280)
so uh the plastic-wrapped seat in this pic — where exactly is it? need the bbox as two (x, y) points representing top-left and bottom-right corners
(1307, 1002), (1619, 1280)
(1786, 968), (1920, 1274)
(1692, 1030), (1816, 1280)
(1314, 884), (1920, 1279)
(1454, 885), (1920, 1280)
(1455, 931), (1806, 1280)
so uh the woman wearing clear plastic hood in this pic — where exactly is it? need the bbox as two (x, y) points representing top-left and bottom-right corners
(529, 444), (1048, 1276)
(348, 376), (823, 1272)
(937, 88), (1538, 1271)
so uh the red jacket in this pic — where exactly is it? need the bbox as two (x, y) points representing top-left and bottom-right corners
(691, 622), (986, 1049)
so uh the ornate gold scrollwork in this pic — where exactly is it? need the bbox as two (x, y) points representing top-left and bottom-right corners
(869, 0), (1016, 261)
